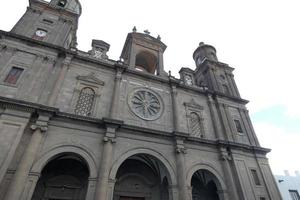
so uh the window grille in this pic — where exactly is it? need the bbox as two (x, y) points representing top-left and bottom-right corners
(189, 112), (204, 138)
(74, 87), (95, 116)
(4, 67), (24, 84)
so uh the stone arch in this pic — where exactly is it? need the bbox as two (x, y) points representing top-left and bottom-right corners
(31, 144), (98, 178)
(135, 51), (158, 74)
(186, 162), (226, 191)
(109, 148), (177, 186)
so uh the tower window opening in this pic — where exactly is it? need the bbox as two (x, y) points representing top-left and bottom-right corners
(251, 169), (261, 185)
(57, 0), (67, 7)
(234, 119), (243, 133)
(135, 52), (157, 74)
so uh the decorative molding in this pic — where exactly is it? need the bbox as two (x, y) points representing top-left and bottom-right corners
(184, 98), (204, 110)
(30, 124), (48, 132)
(76, 72), (105, 86)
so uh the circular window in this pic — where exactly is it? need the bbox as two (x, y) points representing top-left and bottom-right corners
(128, 89), (163, 121)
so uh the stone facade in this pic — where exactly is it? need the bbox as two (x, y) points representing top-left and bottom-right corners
(0, 0), (282, 200)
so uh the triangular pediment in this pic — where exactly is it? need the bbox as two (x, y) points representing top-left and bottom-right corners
(76, 73), (105, 85)
(184, 98), (204, 110)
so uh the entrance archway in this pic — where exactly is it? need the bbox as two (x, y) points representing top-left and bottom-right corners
(113, 154), (171, 200)
(191, 169), (221, 200)
(31, 153), (89, 200)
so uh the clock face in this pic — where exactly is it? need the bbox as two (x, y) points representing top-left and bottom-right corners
(35, 30), (47, 37)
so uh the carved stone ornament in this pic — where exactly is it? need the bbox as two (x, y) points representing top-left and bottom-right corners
(128, 88), (163, 121)
(76, 73), (105, 86)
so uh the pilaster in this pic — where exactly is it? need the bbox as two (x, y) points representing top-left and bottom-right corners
(95, 118), (123, 200)
(109, 64), (126, 119)
(219, 147), (240, 200)
(174, 138), (189, 200)
(4, 113), (50, 200)
(47, 54), (72, 106)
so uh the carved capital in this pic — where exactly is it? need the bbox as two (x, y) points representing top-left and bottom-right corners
(220, 151), (232, 161)
(103, 136), (116, 144)
(30, 124), (48, 133)
(176, 146), (187, 154)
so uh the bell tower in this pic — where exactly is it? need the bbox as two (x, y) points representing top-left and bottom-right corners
(120, 29), (168, 77)
(193, 42), (241, 98)
(11, 0), (82, 49)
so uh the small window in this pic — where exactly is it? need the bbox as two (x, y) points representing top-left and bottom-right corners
(43, 19), (54, 24)
(289, 190), (300, 200)
(57, 0), (67, 7)
(234, 119), (243, 133)
(4, 67), (24, 85)
(260, 198), (266, 200)
(251, 169), (261, 185)
(222, 84), (230, 95)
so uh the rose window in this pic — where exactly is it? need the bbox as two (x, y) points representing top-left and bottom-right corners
(129, 89), (163, 120)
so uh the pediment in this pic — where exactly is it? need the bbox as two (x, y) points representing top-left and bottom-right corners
(76, 73), (105, 85)
(184, 98), (203, 110)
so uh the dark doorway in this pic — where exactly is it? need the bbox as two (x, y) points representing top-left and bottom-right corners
(113, 154), (170, 200)
(191, 170), (220, 200)
(31, 154), (89, 200)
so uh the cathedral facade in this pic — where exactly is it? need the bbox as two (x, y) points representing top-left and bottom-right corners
(0, 0), (282, 200)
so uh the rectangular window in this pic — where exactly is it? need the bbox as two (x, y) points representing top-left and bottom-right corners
(43, 19), (54, 24)
(4, 67), (24, 84)
(234, 119), (243, 133)
(251, 169), (261, 185)
(289, 190), (300, 200)
(260, 197), (266, 200)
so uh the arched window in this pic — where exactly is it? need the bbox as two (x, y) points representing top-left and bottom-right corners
(135, 51), (158, 74)
(75, 87), (95, 116)
(189, 112), (205, 138)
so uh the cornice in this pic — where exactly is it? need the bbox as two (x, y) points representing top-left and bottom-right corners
(0, 96), (58, 114)
(0, 96), (269, 155)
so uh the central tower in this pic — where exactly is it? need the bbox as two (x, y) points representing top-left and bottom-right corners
(120, 30), (168, 76)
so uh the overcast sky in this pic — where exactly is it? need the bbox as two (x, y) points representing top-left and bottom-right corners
(1, 0), (300, 175)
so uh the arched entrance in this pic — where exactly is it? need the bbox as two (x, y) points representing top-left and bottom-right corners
(31, 153), (89, 200)
(113, 154), (171, 200)
(191, 169), (221, 200)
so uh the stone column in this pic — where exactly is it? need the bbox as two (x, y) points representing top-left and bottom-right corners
(4, 115), (49, 200)
(85, 178), (97, 200)
(223, 105), (237, 142)
(225, 72), (237, 97)
(219, 147), (240, 200)
(158, 49), (168, 77)
(207, 95), (223, 139)
(47, 55), (72, 106)
(109, 65), (124, 119)
(95, 119), (122, 200)
(216, 100), (233, 141)
(170, 84), (180, 132)
(208, 67), (219, 91)
(175, 139), (189, 200)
